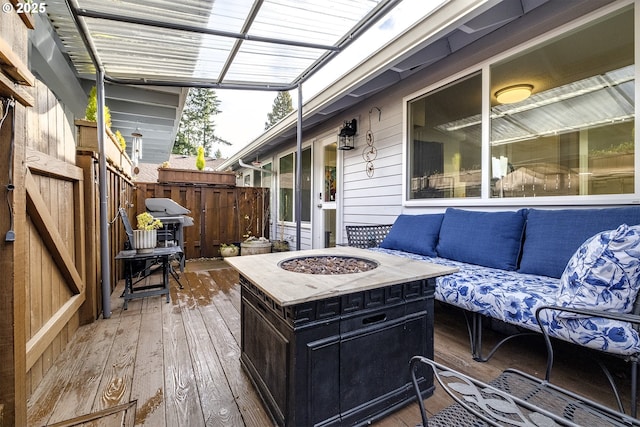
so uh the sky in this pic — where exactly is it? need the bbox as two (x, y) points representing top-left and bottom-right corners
(213, 0), (445, 158)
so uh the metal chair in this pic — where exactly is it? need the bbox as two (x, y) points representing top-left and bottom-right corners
(345, 224), (392, 248)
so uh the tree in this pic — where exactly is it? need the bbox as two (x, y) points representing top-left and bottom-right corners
(196, 146), (205, 170)
(172, 88), (231, 156)
(265, 91), (293, 130)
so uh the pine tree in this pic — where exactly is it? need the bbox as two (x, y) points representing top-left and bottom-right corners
(173, 88), (230, 156)
(265, 91), (293, 130)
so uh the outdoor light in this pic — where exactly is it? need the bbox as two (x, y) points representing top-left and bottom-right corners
(495, 84), (533, 104)
(131, 128), (143, 166)
(338, 119), (357, 150)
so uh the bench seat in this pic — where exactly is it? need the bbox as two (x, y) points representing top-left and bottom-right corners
(371, 247), (640, 357)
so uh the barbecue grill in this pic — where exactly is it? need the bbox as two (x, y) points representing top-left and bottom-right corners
(145, 198), (194, 271)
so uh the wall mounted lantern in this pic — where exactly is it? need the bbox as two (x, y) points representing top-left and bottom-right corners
(338, 119), (357, 150)
(131, 128), (143, 166)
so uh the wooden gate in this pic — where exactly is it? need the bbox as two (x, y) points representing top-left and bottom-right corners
(135, 183), (270, 259)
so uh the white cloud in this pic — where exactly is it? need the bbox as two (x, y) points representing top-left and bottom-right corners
(214, 90), (277, 157)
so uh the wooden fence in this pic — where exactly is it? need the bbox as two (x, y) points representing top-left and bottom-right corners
(134, 183), (270, 259)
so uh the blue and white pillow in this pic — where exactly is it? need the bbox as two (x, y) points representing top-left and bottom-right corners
(557, 224), (640, 318)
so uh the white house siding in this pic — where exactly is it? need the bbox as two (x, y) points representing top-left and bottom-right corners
(236, 1), (633, 248)
(337, 1), (635, 234)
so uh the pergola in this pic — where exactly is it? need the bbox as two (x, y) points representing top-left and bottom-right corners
(47, 0), (404, 317)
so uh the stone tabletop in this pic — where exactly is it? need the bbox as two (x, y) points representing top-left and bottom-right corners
(225, 246), (457, 306)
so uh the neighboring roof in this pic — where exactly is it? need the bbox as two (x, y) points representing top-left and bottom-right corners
(134, 154), (229, 183)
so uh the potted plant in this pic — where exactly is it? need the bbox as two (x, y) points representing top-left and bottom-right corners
(220, 243), (239, 258)
(272, 219), (290, 252)
(241, 236), (272, 256)
(239, 213), (272, 255)
(133, 212), (162, 253)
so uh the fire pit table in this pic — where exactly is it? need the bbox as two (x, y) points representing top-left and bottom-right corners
(225, 246), (456, 427)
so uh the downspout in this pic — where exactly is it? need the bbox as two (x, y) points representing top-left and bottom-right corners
(97, 70), (111, 319)
(238, 159), (276, 175)
(295, 84), (303, 250)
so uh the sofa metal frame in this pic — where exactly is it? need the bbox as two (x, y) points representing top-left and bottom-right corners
(346, 223), (640, 418)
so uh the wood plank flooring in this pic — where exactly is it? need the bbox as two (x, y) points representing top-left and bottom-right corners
(28, 259), (637, 426)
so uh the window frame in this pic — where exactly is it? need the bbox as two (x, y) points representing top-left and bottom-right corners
(402, 1), (639, 207)
(277, 144), (313, 225)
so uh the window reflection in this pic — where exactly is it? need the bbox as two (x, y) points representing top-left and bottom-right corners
(406, 6), (634, 201)
(490, 8), (634, 198)
(408, 73), (482, 199)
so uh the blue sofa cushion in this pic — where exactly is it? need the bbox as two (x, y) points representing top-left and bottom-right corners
(436, 208), (526, 270)
(519, 207), (640, 278)
(380, 214), (443, 256)
(557, 224), (640, 318)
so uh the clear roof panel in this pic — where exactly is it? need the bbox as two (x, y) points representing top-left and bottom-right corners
(45, 0), (395, 88)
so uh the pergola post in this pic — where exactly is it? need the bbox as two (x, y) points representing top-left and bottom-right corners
(295, 83), (303, 250)
(96, 70), (111, 319)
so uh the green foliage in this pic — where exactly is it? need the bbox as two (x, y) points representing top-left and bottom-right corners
(173, 88), (230, 156)
(114, 130), (126, 150)
(136, 212), (162, 230)
(85, 86), (112, 128)
(589, 141), (634, 156)
(265, 91), (293, 130)
(196, 146), (206, 170)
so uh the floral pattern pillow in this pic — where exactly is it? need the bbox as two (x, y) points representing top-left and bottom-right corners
(556, 224), (640, 318)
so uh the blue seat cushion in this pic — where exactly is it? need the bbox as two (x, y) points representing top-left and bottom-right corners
(519, 207), (640, 278)
(436, 208), (526, 271)
(373, 246), (640, 357)
(380, 214), (443, 256)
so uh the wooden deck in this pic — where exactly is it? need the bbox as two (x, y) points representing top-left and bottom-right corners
(27, 258), (637, 426)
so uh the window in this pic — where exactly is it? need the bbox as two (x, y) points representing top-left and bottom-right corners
(408, 73), (482, 199)
(279, 153), (294, 221)
(490, 7), (634, 198)
(406, 5), (635, 202)
(253, 162), (272, 187)
(278, 148), (311, 222)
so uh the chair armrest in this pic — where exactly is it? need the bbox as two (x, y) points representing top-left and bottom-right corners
(534, 305), (640, 382)
(535, 305), (640, 328)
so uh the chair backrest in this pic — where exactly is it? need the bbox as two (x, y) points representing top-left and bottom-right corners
(345, 224), (393, 248)
(119, 207), (135, 249)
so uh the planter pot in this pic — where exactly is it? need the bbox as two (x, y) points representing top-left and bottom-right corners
(75, 119), (132, 177)
(220, 246), (239, 258)
(157, 168), (236, 186)
(241, 240), (272, 256)
(133, 229), (157, 253)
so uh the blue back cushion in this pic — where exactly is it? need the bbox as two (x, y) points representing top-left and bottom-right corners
(380, 214), (443, 256)
(436, 208), (526, 270)
(519, 207), (640, 278)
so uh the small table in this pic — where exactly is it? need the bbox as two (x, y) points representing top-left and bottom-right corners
(115, 246), (183, 309)
(410, 356), (640, 426)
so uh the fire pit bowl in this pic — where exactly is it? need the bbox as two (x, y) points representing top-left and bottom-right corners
(278, 255), (378, 274)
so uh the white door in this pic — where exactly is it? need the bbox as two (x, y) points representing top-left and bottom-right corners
(313, 138), (338, 248)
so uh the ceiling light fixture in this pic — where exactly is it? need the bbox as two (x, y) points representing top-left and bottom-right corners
(495, 84), (533, 104)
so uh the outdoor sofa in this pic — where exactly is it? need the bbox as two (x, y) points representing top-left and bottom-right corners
(347, 206), (640, 414)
